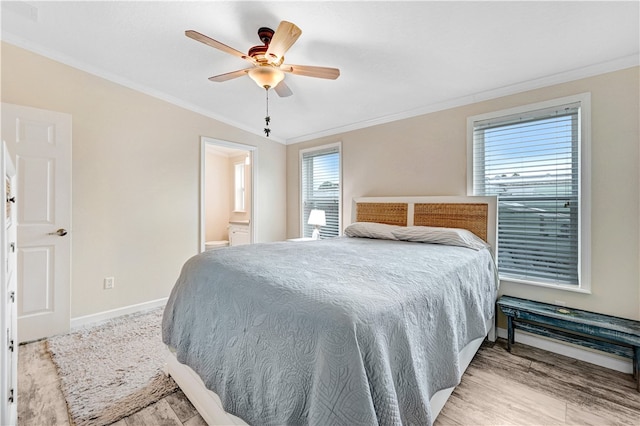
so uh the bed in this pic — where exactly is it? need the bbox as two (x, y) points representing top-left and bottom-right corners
(163, 195), (498, 425)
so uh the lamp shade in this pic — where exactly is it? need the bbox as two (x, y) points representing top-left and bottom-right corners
(248, 66), (285, 90)
(307, 209), (326, 226)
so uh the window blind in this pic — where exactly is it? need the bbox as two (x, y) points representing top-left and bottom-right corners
(301, 145), (340, 238)
(472, 102), (581, 285)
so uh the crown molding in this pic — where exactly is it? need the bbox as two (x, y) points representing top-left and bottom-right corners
(285, 54), (639, 145)
(4, 31), (636, 147)
(1, 34), (286, 144)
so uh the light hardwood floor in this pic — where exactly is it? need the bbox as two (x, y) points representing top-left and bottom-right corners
(18, 338), (640, 425)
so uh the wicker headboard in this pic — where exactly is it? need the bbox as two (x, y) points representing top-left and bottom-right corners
(355, 203), (408, 226)
(352, 196), (497, 249)
(414, 203), (488, 242)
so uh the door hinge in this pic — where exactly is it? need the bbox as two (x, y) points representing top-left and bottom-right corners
(8, 388), (14, 403)
(9, 242), (15, 253)
(8, 338), (14, 353)
(9, 291), (15, 303)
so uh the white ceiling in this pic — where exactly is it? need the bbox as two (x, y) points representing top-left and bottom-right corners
(2, 1), (638, 144)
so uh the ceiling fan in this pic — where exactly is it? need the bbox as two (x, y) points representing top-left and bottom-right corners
(185, 20), (340, 98)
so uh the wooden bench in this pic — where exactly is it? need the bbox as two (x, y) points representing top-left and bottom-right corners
(497, 296), (640, 391)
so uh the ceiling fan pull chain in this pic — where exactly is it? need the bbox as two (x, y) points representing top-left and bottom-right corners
(264, 88), (271, 137)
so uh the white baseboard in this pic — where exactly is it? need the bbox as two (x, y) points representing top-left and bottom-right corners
(497, 327), (633, 374)
(70, 297), (168, 329)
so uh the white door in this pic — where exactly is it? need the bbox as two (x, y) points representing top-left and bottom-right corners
(1, 103), (72, 343)
(1, 142), (18, 426)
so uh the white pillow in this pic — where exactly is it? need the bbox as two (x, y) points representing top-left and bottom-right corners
(391, 226), (489, 250)
(344, 222), (402, 240)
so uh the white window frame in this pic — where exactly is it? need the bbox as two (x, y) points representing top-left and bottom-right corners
(467, 93), (592, 293)
(299, 142), (342, 238)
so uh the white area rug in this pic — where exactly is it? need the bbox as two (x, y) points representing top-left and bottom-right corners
(47, 307), (178, 426)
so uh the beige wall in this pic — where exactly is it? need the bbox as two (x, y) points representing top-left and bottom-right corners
(228, 153), (252, 224)
(1, 42), (286, 318)
(204, 150), (253, 242)
(204, 150), (231, 242)
(287, 67), (640, 320)
(3, 39), (638, 322)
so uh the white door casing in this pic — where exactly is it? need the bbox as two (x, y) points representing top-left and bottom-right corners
(1, 103), (71, 343)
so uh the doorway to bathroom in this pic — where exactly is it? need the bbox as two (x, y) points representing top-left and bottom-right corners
(200, 137), (256, 253)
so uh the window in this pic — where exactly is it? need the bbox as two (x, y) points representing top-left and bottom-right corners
(234, 162), (245, 212)
(300, 143), (341, 238)
(468, 94), (591, 291)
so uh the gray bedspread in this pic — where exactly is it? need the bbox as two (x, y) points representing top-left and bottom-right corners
(162, 237), (498, 425)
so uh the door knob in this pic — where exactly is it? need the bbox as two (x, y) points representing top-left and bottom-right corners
(48, 228), (68, 236)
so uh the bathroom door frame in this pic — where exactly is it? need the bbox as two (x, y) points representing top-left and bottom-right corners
(200, 137), (257, 252)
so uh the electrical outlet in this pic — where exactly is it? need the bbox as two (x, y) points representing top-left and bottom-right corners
(104, 277), (115, 290)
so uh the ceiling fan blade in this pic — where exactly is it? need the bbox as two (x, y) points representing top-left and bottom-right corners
(281, 64), (340, 80)
(186, 30), (256, 64)
(208, 68), (252, 82)
(274, 80), (293, 98)
(266, 21), (302, 64)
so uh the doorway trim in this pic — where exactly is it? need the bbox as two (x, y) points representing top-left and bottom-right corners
(200, 137), (257, 252)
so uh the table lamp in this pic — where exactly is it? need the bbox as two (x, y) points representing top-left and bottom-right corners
(307, 209), (326, 240)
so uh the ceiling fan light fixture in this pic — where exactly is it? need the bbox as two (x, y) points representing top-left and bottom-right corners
(186, 20), (340, 138)
(248, 66), (285, 90)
